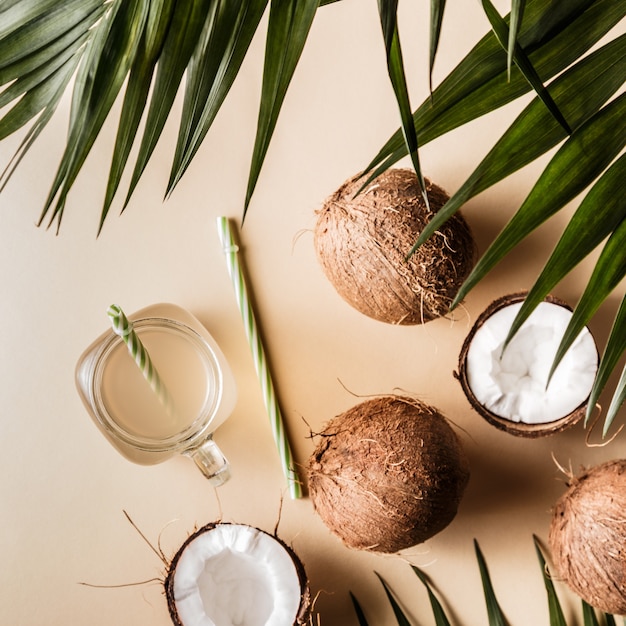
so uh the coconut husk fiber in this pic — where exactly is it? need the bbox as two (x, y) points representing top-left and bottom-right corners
(549, 460), (626, 615)
(314, 169), (477, 324)
(308, 395), (470, 553)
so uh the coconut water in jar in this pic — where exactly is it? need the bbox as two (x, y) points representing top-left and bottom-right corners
(75, 303), (237, 485)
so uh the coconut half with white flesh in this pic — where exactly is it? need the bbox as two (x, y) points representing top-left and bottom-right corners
(165, 523), (311, 626)
(457, 292), (598, 437)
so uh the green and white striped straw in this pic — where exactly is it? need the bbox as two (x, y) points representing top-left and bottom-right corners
(107, 304), (173, 414)
(216, 217), (302, 499)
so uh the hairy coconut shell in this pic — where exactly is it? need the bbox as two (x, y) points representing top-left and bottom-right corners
(549, 460), (626, 615)
(456, 291), (594, 437)
(314, 169), (477, 324)
(165, 522), (311, 626)
(308, 395), (470, 553)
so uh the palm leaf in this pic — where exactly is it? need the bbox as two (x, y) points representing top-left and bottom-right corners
(480, 0), (570, 133)
(583, 601), (601, 626)
(533, 536), (567, 626)
(408, 34), (626, 258)
(508, 0), (525, 78)
(588, 287), (626, 432)
(375, 573), (412, 626)
(377, 0), (428, 206)
(99, 0), (176, 231)
(548, 218), (626, 385)
(474, 540), (508, 626)
(505, 153), (626, 387)
(243, 0), (318, 218)
(121, 0), (213, 212)
(455, 97), (626, 313)
(604, 365), (626, 437)
(350, 591), (371, 626)
(0, 54), (79, 192)
(40, 0), (150, 229)
(363, 0), (620, 182)
(411, 565), (452, 625)
(429, 0), (446, 92)
(166, 0), (269, 197)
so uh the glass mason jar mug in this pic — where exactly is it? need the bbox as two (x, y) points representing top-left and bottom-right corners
(75, 303), (237, 486)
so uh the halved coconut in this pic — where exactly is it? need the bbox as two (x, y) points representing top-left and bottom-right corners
(457, 292), (598, 437)
(165, 523), (310, 626)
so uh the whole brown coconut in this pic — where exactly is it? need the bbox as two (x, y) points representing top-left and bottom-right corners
(308, 395), (470, 553)
(314, 169), (477, 324)
(549, 460), (626, 615)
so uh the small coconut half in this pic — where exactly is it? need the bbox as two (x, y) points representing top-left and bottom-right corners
(165, 523), (310, 626)
(457, 292), (598, 437)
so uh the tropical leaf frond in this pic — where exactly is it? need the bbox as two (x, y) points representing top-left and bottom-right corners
(120, 0), (213, 213)
(377, 0), (428, 206)
(166, 0), (269, 198)
(480, 0), (570, 133)
(474, 540), (508, 626)
(408, 34), (626, 259)
(533, 536), (567, 626)
(548, 219), (626, 386)
(243, 0), (319, 219)
(411, 565), (452, 625)
(362, 0), (619, 182)
(429, 0), (446, 93)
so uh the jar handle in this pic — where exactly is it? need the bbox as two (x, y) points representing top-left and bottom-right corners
(188, 437), (231, 486)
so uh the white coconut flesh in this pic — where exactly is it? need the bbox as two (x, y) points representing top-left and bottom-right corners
(171, 524), (302, 626)
(465, 301), (597, 424)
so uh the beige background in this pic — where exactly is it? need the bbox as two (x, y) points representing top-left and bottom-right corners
(1, 2), (624, 625)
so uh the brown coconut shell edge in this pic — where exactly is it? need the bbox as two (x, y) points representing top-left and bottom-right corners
(165, 522), (312, 626)
(455, 291), (597, 438)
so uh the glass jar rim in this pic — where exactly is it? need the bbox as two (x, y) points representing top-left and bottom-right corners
(90, 317), (223, 452)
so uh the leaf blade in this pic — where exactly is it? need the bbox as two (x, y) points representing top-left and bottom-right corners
(548, 218), (626, 384)
(454, 96), (626, 310)
(481, 0), (570, 133)
(506, 151), (626, 350)
(474, 540), (508, 626)
(377, 0), (428, 205)
(244, 0), (318, 217)
(408, 33), (626, 259)
(411, 565), (452, 626)
(534, 536), (567, 626)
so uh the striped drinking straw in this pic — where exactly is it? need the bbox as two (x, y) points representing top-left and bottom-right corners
(217, 217), (303, 499)
(107, 304), (173, 415)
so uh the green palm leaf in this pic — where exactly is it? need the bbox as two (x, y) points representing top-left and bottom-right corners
(454, 97), (626, 314)
(40, 0), (149, 229)
(582, 601), (601, 626)
(508, 0), (525, 78)
(605, 366), (626, 438)
(377, 0), (428, 206)
(504, 150), (626, 349)
(480, 0), (570, 133)
(375, 573), (412, 626)
(350, 592), (371, 626)
(474, 540), (508, 626)
(408, 34), (626, 258)
(411, 565), (452, 625)
(98, 0), (176, 231)
(534, 536), (567, 626)
(363, 0), (620, 182)
(244, 0), (318, 218)
(166, 0), (268, 198)
(429, 0), (446, 92)
(548, 218), (626, 386)
(121, 0), (213, 213)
